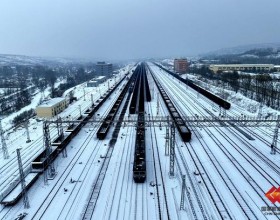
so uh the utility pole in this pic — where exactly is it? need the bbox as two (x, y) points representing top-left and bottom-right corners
(83, 88), (86, 101)
(169, 122), (175, 177)
(153, 82), (155, 100)
(0, 119), (9, 159)
(180, 175), (186, 210)
(91, 94), (94, 107)
(24, 121), (31, 143)
(156, 92), (159, 116)
(271, 115), (280, 155)
(258, 102), (263, 119)
(165, 116), (169, 156)
(78, 105), (82, 117)
(17, 148), (30, 209)
(56, 118), (61, 137)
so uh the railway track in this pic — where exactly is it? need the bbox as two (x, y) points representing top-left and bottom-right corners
(0, 83), (116, 193)
(0, 72), (130, 209)
(0, 75), (126, 218)
(172, 70), (280, 152)
(30, 91), (119, 219)
(166, 71), (280, 186)
(82, 76), (135, 219)
(104, 127), (135, 220)
(152, 64), (280, 218)
(147, 100), (170, 220)
(57, 110), (133, 220)
(149, 66), (213, 219)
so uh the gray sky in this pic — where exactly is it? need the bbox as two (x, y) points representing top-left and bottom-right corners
(0, 0), (280, 60)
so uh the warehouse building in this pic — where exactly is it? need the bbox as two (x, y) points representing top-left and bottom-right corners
(36, 97), (67, 118)
(87, 76), (107, 87)
(96, 62), (113, 75)
(174, 59), (188, 74)
(209, 64), (279, 73)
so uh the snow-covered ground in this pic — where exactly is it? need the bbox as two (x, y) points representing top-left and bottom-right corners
(0, 62), (279, 220)
(182, 73), (280, 117)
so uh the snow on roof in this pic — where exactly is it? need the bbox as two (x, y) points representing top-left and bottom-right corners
(211, 64), (274, 67)
(96, 76), (106, 80)
(38, 97), (65, 107)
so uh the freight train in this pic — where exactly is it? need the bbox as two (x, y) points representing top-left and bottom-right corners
(154, 63), (231, 110)
(133, 63), (148, 182)
(147, 63), (192, 142)
(31, 73), (128, 171)
(96, 70), (138, 140)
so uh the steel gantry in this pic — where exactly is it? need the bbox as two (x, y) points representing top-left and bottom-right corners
(16, 148), (30, 209)
(45, 115), (280, 128)
(165, 116), (170, 156)
(43, 121), (56, 184)
(169, 122), (175, 177)
(271, 115), (280, 154)
(56, 117), (67, 158)
(41, 114), (280, 179)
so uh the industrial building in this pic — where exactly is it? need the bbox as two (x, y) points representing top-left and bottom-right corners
(96, 62), (113, 75)
(174, 59), (188, 74)
(36, 97), (67, 118)
(209, 64), (280, 73)
(87, 76), (107, 87)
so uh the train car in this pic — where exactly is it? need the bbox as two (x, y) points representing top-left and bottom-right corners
(143, 65), (151, 102)
(0, 173), (40, 206)
(31, 146), (58, 171)
(133, 150), (146, 182)
(133, 112), (146, 183)
(154, 63), (231, 110)
(129, 67), (141, 114)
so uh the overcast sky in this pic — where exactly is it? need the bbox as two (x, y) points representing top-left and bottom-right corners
(0, 0), (280, 60)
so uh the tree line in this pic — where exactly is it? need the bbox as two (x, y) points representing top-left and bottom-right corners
(190, 66), (280, 110)
(0, 64), (97, 115)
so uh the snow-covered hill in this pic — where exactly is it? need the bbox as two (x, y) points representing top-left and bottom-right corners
(203, 42), (280, 56)
(0, 54), (92, 66)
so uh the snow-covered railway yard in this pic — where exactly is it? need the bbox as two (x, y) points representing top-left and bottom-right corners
(1, 63), (280, 220)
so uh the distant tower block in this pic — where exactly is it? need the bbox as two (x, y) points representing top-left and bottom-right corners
(174, 58), (188, 74)
(0, 119), (9, 159)
(96, 61), (113, 75)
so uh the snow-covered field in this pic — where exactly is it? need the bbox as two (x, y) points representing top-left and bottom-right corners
(1, 62), (279, 220)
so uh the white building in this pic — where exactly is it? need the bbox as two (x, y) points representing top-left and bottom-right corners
(36, 97), (67, 118)
(209, 64), (280, 73)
